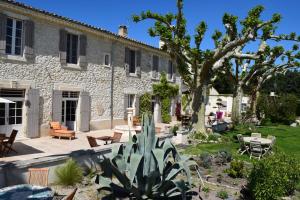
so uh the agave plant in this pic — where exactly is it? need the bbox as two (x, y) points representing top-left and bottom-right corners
(95, 114), (199, 199)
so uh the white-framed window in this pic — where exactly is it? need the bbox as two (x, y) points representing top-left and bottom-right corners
(128, 94), (135, 108)
(129, 50), (136, 74)
(66, 33), (79, 64)
(6, 17), (23, 56)
(168, 60), (174, 80)
(103, 53), (111, 66)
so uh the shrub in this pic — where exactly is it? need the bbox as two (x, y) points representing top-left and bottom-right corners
(193, 132), (207, 140)
(139, 92), (152, 118)
(202, 186), (210, 193)
(215, 149), (232, 165)
(170, 125), (179, 135)
(55, 159), (83, 186)
(199, 152), (213, 169)
(257, 93), (298, 125)
(224, 160), (245, 178)
(161, 98), (171, 123)
(216, 190), (228, 199)
(207, 134), (219, 141)
(247, 153), (300, 200)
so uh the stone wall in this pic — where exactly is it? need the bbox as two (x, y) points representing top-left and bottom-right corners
(0, 12), (181, 134)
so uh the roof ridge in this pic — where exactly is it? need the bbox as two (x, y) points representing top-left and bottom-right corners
(1, 0), (164, 52)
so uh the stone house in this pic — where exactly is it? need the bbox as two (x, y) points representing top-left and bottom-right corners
(0, 0), (180, 139)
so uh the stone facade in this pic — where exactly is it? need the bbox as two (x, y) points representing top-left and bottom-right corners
(0, 1), (181, 138)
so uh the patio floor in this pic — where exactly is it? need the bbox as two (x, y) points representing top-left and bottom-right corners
(0, 129), (115, 163)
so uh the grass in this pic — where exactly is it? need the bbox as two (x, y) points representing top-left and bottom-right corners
(184, 124), (300, 161)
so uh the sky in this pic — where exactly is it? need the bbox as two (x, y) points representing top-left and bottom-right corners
(17, 0), (300, 50)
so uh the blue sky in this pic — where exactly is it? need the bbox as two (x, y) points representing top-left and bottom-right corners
(18, 0), (300, 50)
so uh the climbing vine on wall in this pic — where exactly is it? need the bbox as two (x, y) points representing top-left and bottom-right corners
(139, 92), (152, 118)
(152, 72), (179, 123)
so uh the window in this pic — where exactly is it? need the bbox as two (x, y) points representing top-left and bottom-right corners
(128, 94), (135, 108)
(0, 89), (25, 97)
(152, 55), (159, 73)
(168, 60), (173, 79)
(8, 101), (23, 125)
(103, 53), (111, 66)
(6, 18), (23, 55)
(129, 50), (136, 73)
(62, 91), (79, 98)
(66, 33), (78, 64)
(0, 103), (5, 125)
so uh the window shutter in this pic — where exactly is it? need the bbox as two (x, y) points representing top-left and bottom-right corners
(24, 20), (35, 60)
(172, 64), (176, 82)
(168, 60), (173, 80)
(136, 50), (141, 77)
(77, 91), (90, 132)
(79, 34), (87, 67)
(52, 90), (62, 122)
(0, 13), (7, 55)
(124, 47), (130, 76)
(59, 29), (67, 64)
(135, 95), (140, 116)
(25, 89), (40, 138)
(152, 55), (159, 78)
(124, 94), (128, 119)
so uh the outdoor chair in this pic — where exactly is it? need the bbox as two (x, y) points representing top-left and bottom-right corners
(87, 136), (100, 148)
(263, 135), (276, 156)
(250, 140), (263, 160)
(133, 116), (140, 126)
(3, 129), (18, 155)
(49, 122), (75, 140)
(251, 132), (261, 138)
(97, 131), (123, 144)
(65, 188), (78, 200)
(237, 134), (249, 155)
(28, 168), (49, 186)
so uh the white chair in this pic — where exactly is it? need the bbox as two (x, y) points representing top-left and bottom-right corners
(251, 133), (261, 138)
(250, 141), (263, 160)
(263, 135), (276, 155)
(237, 134), (249, 155)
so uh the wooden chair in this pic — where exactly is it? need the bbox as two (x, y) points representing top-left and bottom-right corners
(49, 122), (75, 140)
(251, 132), (261, 138)
(28, 168), (49, 186)
(65, 188), (78, 200)
(87, 136), (100, 147)
(111, 132), (122, 143)
(133, 116), (140, 126)
(250, 141), (263, 160)
(237, 134), (249, 155)
(3, 129), (18, 155)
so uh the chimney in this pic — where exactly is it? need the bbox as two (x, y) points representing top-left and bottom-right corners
(159, 39), (165, 49)
(118, 25), (128, 37)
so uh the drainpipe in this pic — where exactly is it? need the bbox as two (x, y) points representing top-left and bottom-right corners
(110, 41), (116, 129)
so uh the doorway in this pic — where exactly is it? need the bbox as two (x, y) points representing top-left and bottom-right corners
(61, 91), (79, 130)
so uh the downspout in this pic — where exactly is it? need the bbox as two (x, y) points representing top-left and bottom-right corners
(110, 41), (116, 129)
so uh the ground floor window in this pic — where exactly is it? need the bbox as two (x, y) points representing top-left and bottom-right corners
(8, 101), (22, 124)
(128, 94), (135, 108)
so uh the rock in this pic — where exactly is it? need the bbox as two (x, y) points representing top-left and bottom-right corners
(290, 123), (297, 127)
(296, 120), (300, 125)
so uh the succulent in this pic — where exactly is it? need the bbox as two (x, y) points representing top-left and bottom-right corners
(95, 114), (199, 199)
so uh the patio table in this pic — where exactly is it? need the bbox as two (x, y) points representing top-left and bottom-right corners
(0, 184), (53, 200)
(243, 137), (272, 145)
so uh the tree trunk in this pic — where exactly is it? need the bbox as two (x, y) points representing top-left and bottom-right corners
(191, 84), (208, 134)
(251, 90), (260, 116)
(231, 85), (243, 124)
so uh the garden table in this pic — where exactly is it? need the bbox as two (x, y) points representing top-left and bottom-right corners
(243, 137), (272, 145)
(0, 184), (53, 200)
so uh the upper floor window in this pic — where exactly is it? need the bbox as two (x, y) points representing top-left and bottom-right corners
(6, 18), (23, 55)
(129, 49), (136, 73)
(152, 55), (159, 72)
(168, 60), (174, 79)
(66, 33), (78, 64)
(103, 53), (111, 66)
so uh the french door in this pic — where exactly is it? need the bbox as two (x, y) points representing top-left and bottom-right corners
(61, 100), (77, 130)
(0, 101), (23, 136)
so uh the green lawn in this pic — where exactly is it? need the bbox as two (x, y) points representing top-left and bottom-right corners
(184, 125), (300, 161)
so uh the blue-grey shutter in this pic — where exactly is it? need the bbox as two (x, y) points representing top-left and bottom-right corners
(52, 90), (62, 122)
(168, 60), (173, 80)
(152, 55), (159, 78)
(78, 91), (90, 132)
(124, 94), (128, 119)
(135, 95), (140, 116)
(0, 13), (7, 55)
(59, 29), (67, 64)
(79, 34), (87, 67)
(24, 20), (35, 60)
(136, 50), (141, 77)
(26, 89), (40, 138)
(124, 47), (130, 76)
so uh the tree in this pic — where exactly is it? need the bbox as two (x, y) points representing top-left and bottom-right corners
(133, 0), (291, 133)
(230, 43), (300, 123)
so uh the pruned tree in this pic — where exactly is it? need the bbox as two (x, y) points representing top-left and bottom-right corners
(230, 42), (300, 123)
(133, 0), (294, 133)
